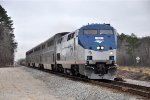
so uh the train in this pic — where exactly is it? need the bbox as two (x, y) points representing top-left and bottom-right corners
(26, 23), (118, 80)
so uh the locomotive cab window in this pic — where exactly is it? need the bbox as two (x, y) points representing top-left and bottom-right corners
(84, 30), (97, 35)
(100, 30), (113, 34)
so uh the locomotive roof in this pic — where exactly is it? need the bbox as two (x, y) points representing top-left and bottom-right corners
(80, 23), (114, 30)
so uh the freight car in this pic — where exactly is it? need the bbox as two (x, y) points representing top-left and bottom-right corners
(26, 23), (117, 80)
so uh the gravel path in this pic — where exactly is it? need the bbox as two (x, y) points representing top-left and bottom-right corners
(19, 66), (146, 100)
(0, 67), (60, 100)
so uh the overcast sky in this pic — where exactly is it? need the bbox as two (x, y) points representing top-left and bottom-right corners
(1, 0), (150, 60)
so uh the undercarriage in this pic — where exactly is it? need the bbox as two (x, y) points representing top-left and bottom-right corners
(84, 63), (117, 79)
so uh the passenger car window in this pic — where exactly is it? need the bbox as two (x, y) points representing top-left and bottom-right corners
(57, 38), (62, 44)
(42, 44), (45, 49)
(47, 40), (54, 47)
(34, 47), (41, 52)
(67, 34), (72, 41)
(67, 32), (75, 41)
(57, 53), (60, 60)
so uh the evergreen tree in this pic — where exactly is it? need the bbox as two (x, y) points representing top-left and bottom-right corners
(0, 5), (17, 66)
(126, 33), (139, 55)
(125, 33), (140, 65)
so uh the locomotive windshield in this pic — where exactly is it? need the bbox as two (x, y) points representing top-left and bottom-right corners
(84, 30), (97, 35)
(100, 30), (113, 34)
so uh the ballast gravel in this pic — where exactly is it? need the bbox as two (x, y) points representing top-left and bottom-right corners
(20, 66), (145, 100)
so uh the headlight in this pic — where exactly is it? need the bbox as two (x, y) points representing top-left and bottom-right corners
(97, 46), (100, 50)
(100, 46), (104, 50)
(110, 51), (113, 55)
(97, 46), (104, 50)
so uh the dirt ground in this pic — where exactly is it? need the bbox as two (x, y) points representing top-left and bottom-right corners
(117, 66), (150, 82)
(0, 67), (60, 100)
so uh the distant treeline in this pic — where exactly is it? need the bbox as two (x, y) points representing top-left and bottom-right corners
(117, 33), (150, 67)
(0, 5), (17, 67)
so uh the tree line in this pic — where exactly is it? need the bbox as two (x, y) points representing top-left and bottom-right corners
(117, 33), (150, 67)
(0, 5), (17, 67)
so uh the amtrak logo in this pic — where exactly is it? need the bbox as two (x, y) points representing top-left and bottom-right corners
(94, 37), (104, 43)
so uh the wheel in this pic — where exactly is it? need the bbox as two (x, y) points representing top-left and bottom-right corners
(71, 65), (79, 76)
(51, 65), (54, 71)
(28, 63), (30, 67)
(57, 64), (64, 73)
(41, 64), (44, 69)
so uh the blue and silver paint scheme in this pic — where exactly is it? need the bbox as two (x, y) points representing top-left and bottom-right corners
(56, 23), (117, 80)
(78, 24), (117, 63)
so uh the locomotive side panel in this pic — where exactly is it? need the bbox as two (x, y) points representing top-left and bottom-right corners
(56, 32), (77, 69)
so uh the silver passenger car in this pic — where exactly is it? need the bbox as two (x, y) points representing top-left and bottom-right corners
(26, 32), (68, 70)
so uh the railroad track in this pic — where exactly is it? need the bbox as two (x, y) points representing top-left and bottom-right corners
(27, 66), (150, 98)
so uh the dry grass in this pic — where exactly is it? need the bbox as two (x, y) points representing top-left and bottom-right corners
(116, 66), (150, 81)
